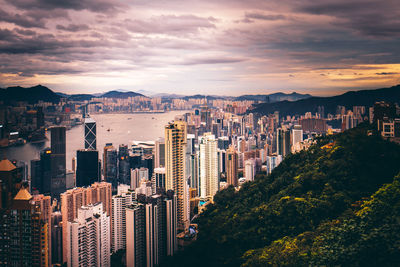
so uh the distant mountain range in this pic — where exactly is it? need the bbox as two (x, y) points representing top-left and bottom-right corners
(252, 84), (400, 116)
(0, 84), (313, 104)
(0, 85), (146, 104)
(0, 85), (61, 104)
(5, 84), (398, 111)
(100, 90), (144, 98)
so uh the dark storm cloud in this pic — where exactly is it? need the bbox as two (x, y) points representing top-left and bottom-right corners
(296, 0), (400, 37)
(0, 8), (46, 28)
(56, 24), (90, 32)
(5, 0), (122, 13)
(14, 28), (36, 36)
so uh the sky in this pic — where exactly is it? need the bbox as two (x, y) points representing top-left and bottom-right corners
(0, 0), (400, 96)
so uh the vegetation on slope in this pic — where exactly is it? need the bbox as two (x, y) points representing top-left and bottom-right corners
(165, 124), (400, 266)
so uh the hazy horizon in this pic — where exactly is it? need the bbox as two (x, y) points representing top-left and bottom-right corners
(0, 0), (399, 96)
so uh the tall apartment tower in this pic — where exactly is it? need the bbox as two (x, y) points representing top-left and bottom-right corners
(226, 146), (239, 187)
(276, 127), (291, 157)
(51, 211), (63, 265)
(291, 125), (303, 152)
(10, 188), (49, 267)
(126, 190), (177, 267)
(84, 117), (97, 150)
(33, 194), (52, 266)
(0, 159), (23, 265)
(66, 203), (110, 267)
(165, 121), (189, 231)
(126, 202), (146, 267)
(50, 126), (66, 198)
(199, 133), (219, 201)
(61, 182), (112, 263)
(112, 190), (134, 253)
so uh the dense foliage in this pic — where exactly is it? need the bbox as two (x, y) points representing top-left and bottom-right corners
(165, 124), (400, 266)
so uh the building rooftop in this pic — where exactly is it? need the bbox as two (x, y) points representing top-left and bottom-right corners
(0, 159), (16, 171)
(14, 188), (32, 201)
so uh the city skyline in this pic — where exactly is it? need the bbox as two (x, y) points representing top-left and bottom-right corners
(0, 0), (399, 96)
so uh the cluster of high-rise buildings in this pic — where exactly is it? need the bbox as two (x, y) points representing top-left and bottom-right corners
(2, 98), (393, 266)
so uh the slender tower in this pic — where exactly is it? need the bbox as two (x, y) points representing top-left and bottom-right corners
(84, 117), (97, 150)
(165, 121), (189, 231)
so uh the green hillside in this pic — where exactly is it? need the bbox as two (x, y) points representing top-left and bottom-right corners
(165, 124), (400, 266)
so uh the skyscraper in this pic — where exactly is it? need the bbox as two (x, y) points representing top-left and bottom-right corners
(30, 148), (52, 195)
(61, 182), (112, 263)
(33, 194), (52, 266)
(276, 127), (291, 157)
(50, 126), (66, 198)
(165, 121), (189, 231)
(66, 203), (110, 267)
(152, 167), (166, 193)
(244, 159), (256, 182)
(84, 117), (97, 150)
(76, 149), (100, 187)
(104, 144), (118, 189)
(126, 190), (177, 267)
(126, 202), (146, 267)
(154, 138), (165, 168)
(112, 190), (134, 253)
(291, 125), (303, 146)
(226, 146), (238, 187)
(0, 159), (23, 265)
(10, 188), (49, 267)
(51, 211), (63, 265)
(119, 144), (130, 185)
(199, 133), (219, 201)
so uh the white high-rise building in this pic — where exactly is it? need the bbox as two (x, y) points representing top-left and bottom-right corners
(199, 133), (219, 201)
(244, 159), (256, 182)
(67, 203), (110, 267)
(112, 190), (134, 253)
(291, 125), (303, 149)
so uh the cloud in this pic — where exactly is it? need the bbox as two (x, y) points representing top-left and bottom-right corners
(0, 0), (400, 94)
(0, 8), (46, 28)
(14, 28), (36, 35)
(180, 55), (246, 65)
(245, 12), (285, 21)
(376, 72), (399, 75)
(295, 0), (400, 37)
(56, 24), (90, 32)
(124, 15), (216, 35)
(5, 0), (123, 13)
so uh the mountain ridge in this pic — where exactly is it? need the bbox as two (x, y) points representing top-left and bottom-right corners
(251, 84), (400, 116)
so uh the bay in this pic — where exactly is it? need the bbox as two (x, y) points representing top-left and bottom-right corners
(2, 111), (186, 173)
